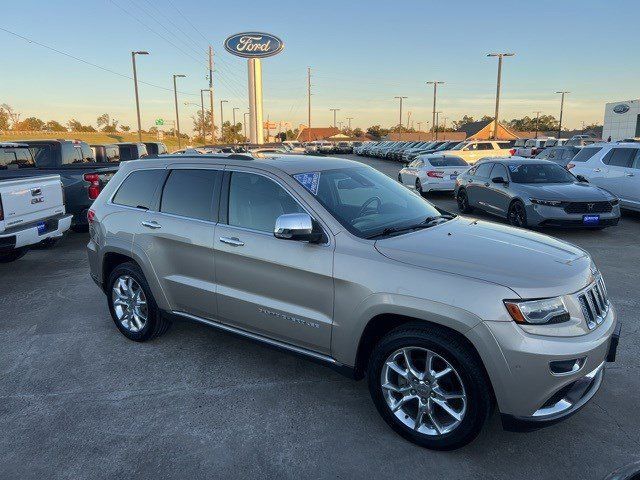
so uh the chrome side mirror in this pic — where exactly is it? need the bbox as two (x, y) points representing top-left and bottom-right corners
(274, 213), (323, 243)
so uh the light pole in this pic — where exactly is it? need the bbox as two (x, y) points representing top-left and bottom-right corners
(329, 108), (340, 128)
(243, 112), (249, 143)
(346, 116), (353, 131)
(555, 91), (570, 139)
(172, 74), (186, 148)
(219, 100), (228, 143)
(417, 121), (423, 140)
(131, 51), (149, 142)
(435, 111), (442, 138)
(200, 89), (209, 143)
(407, 111), (412, 132)
(487, 53), (515, 140)
(232, 107), (239, 143)
(426, 81), (444, 140)
(443, 117), (449, 140)
(394, 96), (407, 140)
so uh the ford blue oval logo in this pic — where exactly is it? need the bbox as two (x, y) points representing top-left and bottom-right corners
(613, 104), (630, 114)
(224, 32), (284, 59)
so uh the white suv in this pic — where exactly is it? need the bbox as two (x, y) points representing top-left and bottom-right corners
(445, 140), (515, 164)
(569, 142), (640, 211)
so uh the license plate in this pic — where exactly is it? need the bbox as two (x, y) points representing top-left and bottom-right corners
(583, 214), (600, 225)
(450, 174), (458, 180)
(37, 221), (47, 235)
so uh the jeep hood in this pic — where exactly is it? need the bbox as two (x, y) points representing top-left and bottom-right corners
(374, 217), (594, 298)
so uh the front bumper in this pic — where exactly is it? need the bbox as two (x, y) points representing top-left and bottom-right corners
(526, 203), (621, 228)
(0, 214), (72, 250)
(468, 307), (618, 427)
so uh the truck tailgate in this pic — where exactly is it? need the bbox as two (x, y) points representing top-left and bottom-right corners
(0, 175), (65, 230)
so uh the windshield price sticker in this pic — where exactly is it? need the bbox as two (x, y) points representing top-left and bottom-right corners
(294, 172), (321, 195)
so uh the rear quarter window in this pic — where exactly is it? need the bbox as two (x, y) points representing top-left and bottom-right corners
(428, 157), (468, 167)
(0, 148), (35, 169)
(571, 147), (602, 163)
(112, 169), (166, 210)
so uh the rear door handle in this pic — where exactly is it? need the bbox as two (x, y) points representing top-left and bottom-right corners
(141, 221), (161, 229)
(625, 172), (635, 177)
(219, 236), (244, 247)
(593, 168), (602, 173)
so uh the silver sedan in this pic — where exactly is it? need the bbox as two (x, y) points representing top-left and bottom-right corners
(453, 158), (621, 228)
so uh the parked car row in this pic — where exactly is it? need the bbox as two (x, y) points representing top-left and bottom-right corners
(303, 140), (363, 154)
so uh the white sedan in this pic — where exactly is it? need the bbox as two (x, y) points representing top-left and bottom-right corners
(398, 154), (469, 194)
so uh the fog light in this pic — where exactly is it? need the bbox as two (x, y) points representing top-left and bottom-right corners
(550, 358), (585, 375)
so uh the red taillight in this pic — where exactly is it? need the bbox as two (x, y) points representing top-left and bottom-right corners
(87, 209), (95, 224)
(509, 148), (516, 156)
(0, 195), (4, 221)
(567, 163), (575, 170)
(426, 171), (444, 178)
(84, 173), (101, 200)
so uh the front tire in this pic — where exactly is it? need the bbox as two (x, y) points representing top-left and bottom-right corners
(456, 189), (473, 213)
(0, 247), (29, 263)
(367, 325), (492, 450)
(106, 262), (171, 341)
(507, 200), (528, 227)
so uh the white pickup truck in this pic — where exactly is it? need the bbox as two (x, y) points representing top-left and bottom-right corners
(0, 175), (72, 262)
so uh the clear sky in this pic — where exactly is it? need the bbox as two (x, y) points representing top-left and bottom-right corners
(2, 0), (639, 133)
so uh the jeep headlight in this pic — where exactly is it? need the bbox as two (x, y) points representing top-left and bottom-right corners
(504, 297), (570, 325)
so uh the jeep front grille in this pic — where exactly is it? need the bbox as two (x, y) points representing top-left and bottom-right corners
(577, 278), (609, 329)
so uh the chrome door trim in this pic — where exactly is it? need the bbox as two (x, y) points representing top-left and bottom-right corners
(219, 236), (245, 247)
(172, 311), (337, 364)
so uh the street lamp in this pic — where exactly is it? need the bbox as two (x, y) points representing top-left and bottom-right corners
(172, 74), (186, 148)
(394, 96), (407, 140)
(219, 100), (228, 143)
(131, 51), (149, 142)
(200, 89), (209, 144)
(232, 107), (239, 143)
(435, 111), (442, 138)
(487, 52), (515, 139)
(555, 91), (570, 140)
(329, 108), (340, 128)
(346, 117), (353, 131)
(533, 111), (542, 139)
(426, 81), (444, 140)
(243, 111), (249, 143)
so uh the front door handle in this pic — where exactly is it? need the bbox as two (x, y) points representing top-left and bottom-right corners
(593, 168), (602, 173)
(625, 172), (635, 177)
(219, 236), (244, 247)
(484, 182), (490, 187)
(141, 220), (161, 229)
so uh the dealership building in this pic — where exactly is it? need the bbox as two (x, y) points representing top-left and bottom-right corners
(603, 100), (640, 141)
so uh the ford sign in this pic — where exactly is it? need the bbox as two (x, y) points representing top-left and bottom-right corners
(224, 32), (284, 59)
(613, 104), (630, 114)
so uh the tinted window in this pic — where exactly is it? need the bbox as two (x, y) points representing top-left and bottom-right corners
(137, 144), (148, 158)
(571, 147), (602, 163)
(509, 163), (575, 184)
(562, 148), (578, 160)
(106, 146), (120, 162)
(0, 148), (35, 169)
(119, 146), (133, 161)
(428, 157), (468, 167)
(112, 169), (165, 209)
(536, 149), (551, 159)
(477, 143), (494, 150)
(29, 145), (53, 167)
(498, 140), (516, 148)
(602, 148), (636, 168)
(228, 172), (304, 232)
(474, 163), (493, 177)
(490, 163), (509, 180)
(161, 169), (220, 221)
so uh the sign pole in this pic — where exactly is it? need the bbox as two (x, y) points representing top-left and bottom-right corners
(248, 58), (264, 145)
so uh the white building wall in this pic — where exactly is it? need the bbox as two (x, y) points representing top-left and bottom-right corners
(603, 100), (640, 141)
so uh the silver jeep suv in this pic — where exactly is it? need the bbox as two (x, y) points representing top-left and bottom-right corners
(87, 154), (620, 450)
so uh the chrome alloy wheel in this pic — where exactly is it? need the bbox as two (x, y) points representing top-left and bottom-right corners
(111, 275), (148, 333)
(381, 347), (467, 436)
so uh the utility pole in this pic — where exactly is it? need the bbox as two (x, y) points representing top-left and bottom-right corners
(443, 117), (448, 140)
(131, 51), (149, 142)
(199, 89), (208, 143)
(417, 121), (423, 140)
(329, 108), (340, 128)
(426, 81), (444, 140)
(533, 111), (542, 138)
(220, 100), (228, 143)
(173, 74), (186, 148)
(394, 96), (407, 140)
(556, 91), (570, 139)
(435, 111), (442, 139)
(243, 112), (249, 143)
(346, 116), (353, 131)
(209, 46), (216, 143)
(487, 52), (515, 140)
(407, 111), (412, 133)
(307, 67), (312, 142)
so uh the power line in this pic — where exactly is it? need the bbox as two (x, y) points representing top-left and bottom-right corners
(0, 26), (197, 96)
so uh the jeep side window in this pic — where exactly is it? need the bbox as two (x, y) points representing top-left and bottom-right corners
(112, 169), (165, 210)
(160, 169), (221, 222)
(227, 171), (304, 233)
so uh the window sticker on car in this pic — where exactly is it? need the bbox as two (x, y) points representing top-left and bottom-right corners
(293, 172), (321, 195)
(509, 165), (519, 172)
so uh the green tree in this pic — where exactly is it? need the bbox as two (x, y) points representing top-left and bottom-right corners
(452, 115), (475, 130)
(219, 120), (244, 144)
(45, 120), (67, 132)
(507, 115), (559, 132)
(0, 108), (10, 130)
(1, 104), (21, 127)
(14, 117), (45, 131)
(366, 125), (390, 139)
(352, 127), (364, 138)
(67, 119), (96, 132)
(120, 125), (131, 132)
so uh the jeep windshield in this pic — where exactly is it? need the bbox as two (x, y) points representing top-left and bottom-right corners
(299, 166), (445, 239)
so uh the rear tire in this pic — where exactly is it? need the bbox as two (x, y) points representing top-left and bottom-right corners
(38, 237), (60, 248)
(106, 262), (171, 341)
(456, 189), (473, 213)
(415, 178), (427, 197)
(367, 325), (492, 450)
(0, 247), (29, 263)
